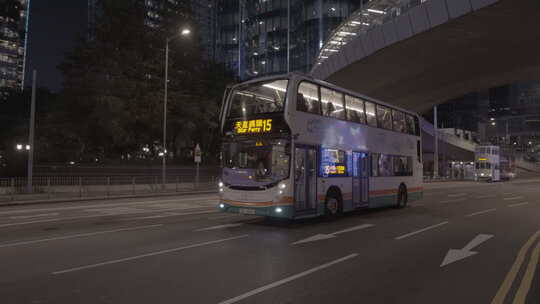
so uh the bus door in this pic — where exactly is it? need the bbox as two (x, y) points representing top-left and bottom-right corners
(294, 146), (318, 213)
(352, 152), (369, 207)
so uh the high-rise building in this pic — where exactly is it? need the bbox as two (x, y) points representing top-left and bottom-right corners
(216, 0), (362, 80)
(192, 0), (217, 61)
(0, 0), (30, 89)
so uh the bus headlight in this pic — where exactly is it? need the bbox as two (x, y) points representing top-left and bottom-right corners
(219, 181), (224, 187)
(279, 183), (286, 189)
(219, 203), (225, 209)
(275, 207), (283, 213)
(480, 173), (485, 177)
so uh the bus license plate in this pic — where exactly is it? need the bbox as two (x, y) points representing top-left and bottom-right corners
(238, 208), (255, 215)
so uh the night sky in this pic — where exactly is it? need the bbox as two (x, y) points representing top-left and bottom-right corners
(24, 0), (87, 92)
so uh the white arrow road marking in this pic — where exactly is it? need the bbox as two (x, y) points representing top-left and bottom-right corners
(440, 234), (493, 267)
(292, 224), (374, 245)
(195, 223), (244, 231)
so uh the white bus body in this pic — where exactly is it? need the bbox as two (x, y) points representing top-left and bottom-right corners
(218, 73), (423, 219)
(475, 145), (501, 182)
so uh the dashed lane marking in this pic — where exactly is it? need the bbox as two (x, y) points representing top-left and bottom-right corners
(9, 213), (59, 220)
(52, 234), (249, 275)
(504, 196), (525, 201)
(508, 202), (530, 208)
(395, 222), (449, 240)
(441, 198), (466, 204)
(0, 224), (163, 248)
(217, 254), (358, 304)
(465, 208), (497, 217)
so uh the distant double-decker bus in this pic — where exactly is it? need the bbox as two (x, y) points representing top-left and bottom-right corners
(218, 73), (423, 219)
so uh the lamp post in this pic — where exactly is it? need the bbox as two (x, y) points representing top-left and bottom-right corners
(162, 28), (191, 189)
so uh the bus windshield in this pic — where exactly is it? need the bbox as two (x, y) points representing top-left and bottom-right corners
(227, 79), (288, 118)
(222, 139), (290, 187)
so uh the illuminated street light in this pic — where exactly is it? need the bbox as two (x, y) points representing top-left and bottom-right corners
(25, 145), (30, 151)
(163, 27), (191, 189)
(16, 144), (23, 151)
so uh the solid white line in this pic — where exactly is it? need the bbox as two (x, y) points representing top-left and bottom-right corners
(504, 196), (524, 201)
(0, 224), (163, 248)
(9, 213), (59, 220)
(395, 222), (449, 240)
(503, 192), (514, 195)
(52, 234), (249, 275)
(217, 254), (358, 304)
(508, 202), (530, 208)
(441, 198), (466, 204)
(447, 193), (467, 198)
(0, 209), (217, 228)
(465, 208), (497, 217)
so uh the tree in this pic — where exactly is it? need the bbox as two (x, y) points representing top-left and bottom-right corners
(57, 0), (234, 164)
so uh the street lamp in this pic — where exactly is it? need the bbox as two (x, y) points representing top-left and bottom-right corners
(162, 27), (191, 189)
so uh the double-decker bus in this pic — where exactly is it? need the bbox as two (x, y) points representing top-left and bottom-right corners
(218, 73), (423, 219)
(474, 145), (501, 182)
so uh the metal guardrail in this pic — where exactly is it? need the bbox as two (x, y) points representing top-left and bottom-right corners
(0, 176), (218, 203)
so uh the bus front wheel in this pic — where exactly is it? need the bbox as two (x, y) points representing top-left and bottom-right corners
(396, 184), (408, 208)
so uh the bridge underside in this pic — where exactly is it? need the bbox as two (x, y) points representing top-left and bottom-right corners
(324, 0), (540, 114)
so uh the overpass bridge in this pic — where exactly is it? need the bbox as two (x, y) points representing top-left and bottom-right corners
(310, 0), (539, 113)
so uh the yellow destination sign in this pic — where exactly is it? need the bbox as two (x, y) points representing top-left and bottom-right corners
(234, 119), (273, 134)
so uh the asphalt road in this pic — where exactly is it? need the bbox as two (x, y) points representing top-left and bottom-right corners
(1, 179), (540, 304)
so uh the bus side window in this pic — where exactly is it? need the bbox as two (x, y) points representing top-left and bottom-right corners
(297, 82), (321, 115)
(321, 87), (345, 120)
(345, 95), (366, 124)
(392, 110), (406, 133)
(371, 153), (380, 177)
(406, 115), (416, 135)
(365, 102), (377, 127)
(376, 105), (393, 130)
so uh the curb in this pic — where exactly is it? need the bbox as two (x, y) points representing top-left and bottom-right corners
(0, 189), (218, 208)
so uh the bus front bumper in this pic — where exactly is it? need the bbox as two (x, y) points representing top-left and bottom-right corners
(218, 201), (293, 219)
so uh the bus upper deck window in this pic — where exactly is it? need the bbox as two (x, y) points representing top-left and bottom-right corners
(297, 82), (321, 115)
(321, 87), (345, 120)
(376, 105), (392, 130)
(365, 102), (377, 127)
(345, 95), (366, 124)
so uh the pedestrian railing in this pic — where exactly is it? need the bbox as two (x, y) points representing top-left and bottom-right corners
(0, 175), (218, 203)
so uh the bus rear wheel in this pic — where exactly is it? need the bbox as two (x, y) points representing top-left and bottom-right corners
(396, 185), (408, 208)
(324, 192), (342, 219)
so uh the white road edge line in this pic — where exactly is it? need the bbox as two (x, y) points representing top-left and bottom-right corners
(504, 196), (524, 201)
(0, 224), (163, 248)
(441, 198), (466, 204)
(508, 202), (530, 208)
(395, 222), (449, 240)
(465, 208), (497, 217)
(217, 253), (358, 304)
(52, 234), (249, 275)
